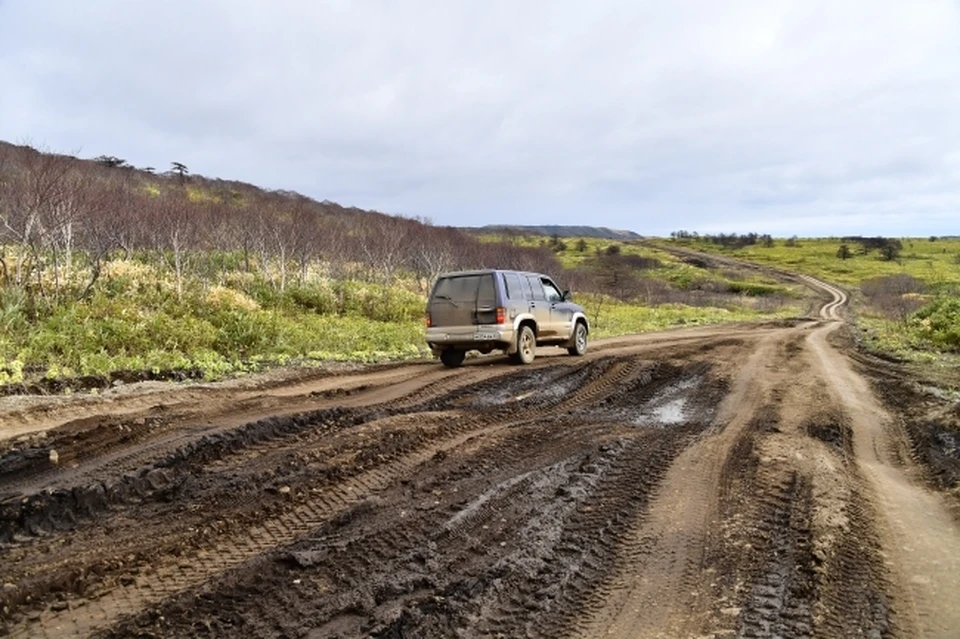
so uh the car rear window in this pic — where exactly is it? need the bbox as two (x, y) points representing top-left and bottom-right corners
(433, 274), (495, 303)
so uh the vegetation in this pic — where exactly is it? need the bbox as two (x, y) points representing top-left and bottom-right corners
(663, 233), (960, 363)
(0, 141), (812, 391)
(472, 225), (641, 240)
(0, 141), (563, 388)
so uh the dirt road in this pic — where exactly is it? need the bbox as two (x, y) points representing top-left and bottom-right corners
(1, 277), (958, 638)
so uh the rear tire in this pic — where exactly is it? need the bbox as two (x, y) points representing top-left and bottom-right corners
(567, 321), (588, 356)
(511, 325), (536, 365)
(440, 349), (466, 368)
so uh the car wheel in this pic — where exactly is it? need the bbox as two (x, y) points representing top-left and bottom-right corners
(440, 349), (466, 368)
(513, 325), (536, 364)
(567, 321), (588, 356)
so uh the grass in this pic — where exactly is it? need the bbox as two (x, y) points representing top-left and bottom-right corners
(480, 232), (801, 298)
(662, 237), (960, 291)
(0, 260), (428, 387)
(0, 235), (854, 390)
(588, 298), (797, 339)
(659, 236), (960, 364)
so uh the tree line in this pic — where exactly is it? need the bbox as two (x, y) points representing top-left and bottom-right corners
(0, 142), (563, 313)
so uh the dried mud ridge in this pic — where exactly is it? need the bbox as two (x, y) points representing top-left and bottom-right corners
(1, 280), (959, 637)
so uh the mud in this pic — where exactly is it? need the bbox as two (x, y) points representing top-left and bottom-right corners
(1, 279), (959, 638)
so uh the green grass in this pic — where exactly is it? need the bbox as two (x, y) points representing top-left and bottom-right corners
(0, 261), (428, 386)
(659, 236), (960, 362)
(479, 232), (799, 296)
(578, 293), (800, 339)
(590, 303), (795, 338)
(0, 240), (817, 388)
(662, 237), (960, 290)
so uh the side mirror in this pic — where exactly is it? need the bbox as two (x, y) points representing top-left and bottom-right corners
(562, 290), (571, 301)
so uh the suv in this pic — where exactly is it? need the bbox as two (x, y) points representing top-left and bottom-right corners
(425, 269), (590, 367)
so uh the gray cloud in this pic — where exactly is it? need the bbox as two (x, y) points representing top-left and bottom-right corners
(1, 0), (958, 235)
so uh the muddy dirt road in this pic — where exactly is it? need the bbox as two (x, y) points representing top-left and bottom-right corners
(1, 278), (959, 638)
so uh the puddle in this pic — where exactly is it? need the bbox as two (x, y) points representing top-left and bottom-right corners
(636, 398), (688, 426)
(631, 376), (701, 427)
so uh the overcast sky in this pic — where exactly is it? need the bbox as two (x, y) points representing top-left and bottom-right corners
(1, 1), (958, 236)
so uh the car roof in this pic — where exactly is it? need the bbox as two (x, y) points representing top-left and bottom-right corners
(436, 269), (549, 279)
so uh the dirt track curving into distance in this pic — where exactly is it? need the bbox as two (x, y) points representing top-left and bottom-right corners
(1, 272), (959, 638)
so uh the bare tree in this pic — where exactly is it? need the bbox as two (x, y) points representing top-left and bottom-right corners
(861, 274), (925, 326)
(410, 224), (458, 292)
(357, 214), (412, 285)
(0, 144), (75, 295)
(154, 189), (199, 299)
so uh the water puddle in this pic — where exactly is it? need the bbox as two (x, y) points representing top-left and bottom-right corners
(631, 375), (702, 428)
(638, 398), (688, 425)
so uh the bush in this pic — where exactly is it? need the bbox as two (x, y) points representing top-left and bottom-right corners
(912, 297), (960, 351)
(287, 284), (337, 314)
(727, 281), (786, 297)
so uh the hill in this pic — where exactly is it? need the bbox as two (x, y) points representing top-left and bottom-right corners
(0, 140), (564, 293)
(0, 139), (804, 390)
(470, 225), (642, 240)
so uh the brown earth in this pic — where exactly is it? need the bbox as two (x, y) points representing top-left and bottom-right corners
(1, 276), (959, 638)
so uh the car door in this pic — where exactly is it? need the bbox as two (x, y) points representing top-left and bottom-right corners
(525, 275), (554, 337)
(541, 277), (575, 339)
(502, 271), (528, 321)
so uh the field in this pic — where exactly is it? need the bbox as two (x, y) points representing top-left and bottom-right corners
(658, 236), (960, 365)
(0, 237), (807, 391)
(660, 236), (960, 288)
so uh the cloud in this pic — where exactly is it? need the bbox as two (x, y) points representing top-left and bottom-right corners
(1, 0), (958, 235)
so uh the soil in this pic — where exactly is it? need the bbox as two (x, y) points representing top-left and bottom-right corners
(1, 275), (959, 638)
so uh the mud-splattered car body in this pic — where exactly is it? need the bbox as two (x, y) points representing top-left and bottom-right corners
(425, 269), (589, 367)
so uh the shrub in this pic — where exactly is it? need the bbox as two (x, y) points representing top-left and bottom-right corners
(206, 286), (260, 312)
(912, 297), (960, 351)
(287, 284), (337, 314)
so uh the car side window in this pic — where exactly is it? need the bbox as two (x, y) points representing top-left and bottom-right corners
(526, 276), (546, 301)
(504, 272), (523, 300)
(541, 279), (563, 302)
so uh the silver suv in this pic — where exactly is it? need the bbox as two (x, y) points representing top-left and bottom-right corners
(425, 269), (590, 367)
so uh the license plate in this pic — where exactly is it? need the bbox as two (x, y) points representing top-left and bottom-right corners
(474, 332), (496, 340)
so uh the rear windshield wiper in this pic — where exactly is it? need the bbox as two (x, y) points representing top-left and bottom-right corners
(435, 294), (460, 307)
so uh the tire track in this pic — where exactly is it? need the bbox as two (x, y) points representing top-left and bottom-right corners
(5, 412), (510, 637)
(8, 357), (682, 636)
(807, 322), (960, 638)
(571, 328), (791, 638)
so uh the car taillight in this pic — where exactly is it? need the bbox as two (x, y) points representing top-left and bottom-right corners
(496, 307), (506, 324)
(425, 312), (432, 327)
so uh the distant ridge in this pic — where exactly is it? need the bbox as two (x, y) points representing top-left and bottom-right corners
(469, 225), (642, 240)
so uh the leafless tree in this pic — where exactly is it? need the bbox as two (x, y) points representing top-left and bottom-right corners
(861, 274), (926, 326)
(154, 189), (200, 299)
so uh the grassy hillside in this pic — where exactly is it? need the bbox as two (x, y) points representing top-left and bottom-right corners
(659, 235), (960, 364)
(469, 225), (642, 240)
(0, 141), (562, 389)
(474, 232), (805, 338)
(7, 141), (917, 392)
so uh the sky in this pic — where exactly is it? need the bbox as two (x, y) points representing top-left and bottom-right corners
(1, 1), (958, 237)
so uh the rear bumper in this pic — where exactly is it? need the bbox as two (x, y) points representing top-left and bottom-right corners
(426, 325), (515, 353)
